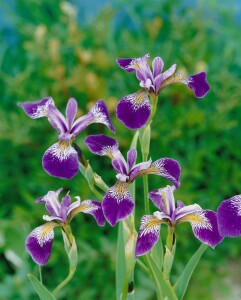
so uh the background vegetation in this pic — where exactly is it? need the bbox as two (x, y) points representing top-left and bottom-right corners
(0, 0), (241, 299)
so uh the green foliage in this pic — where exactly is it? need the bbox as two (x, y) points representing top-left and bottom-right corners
(1, 0), (241, 299)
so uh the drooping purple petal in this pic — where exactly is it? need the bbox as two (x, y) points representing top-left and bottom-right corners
(89, 99), (115, 133)
(116, 91), (151, 130)
(85, 134), (119, 158)
(127, 149), (137, 170)
(102, 182), (134, 226)
(17, 97), (54, 119)
(135, 215), (161, 257)
(78, 200), (105, 226)
(65, 98), (78, 129)
(180, 210), (223, 248)
(42, 142), (79, 179)
(136, 158), (181, 188)
(47, 104), (68, 134)
(187, 72), (210, 98)
(116, 54), (150, 73)
(26, 223), (56, 266)
(152, 57), (164, 78)
(149, 186), (176, 215)
(217, 195), (241, 237)
(152, 158), (181, 188)
(116, 58), (136, 72)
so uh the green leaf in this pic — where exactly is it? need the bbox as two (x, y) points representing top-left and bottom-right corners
(174, 244), (208, 300)
(151, 236), (163, 271)
(116, 222), (126, 300)
(130, 131), (139, 149)
(146, 255), (178, 300)
(28, 274), (56, 300)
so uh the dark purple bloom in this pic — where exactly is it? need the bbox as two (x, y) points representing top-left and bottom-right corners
(26, 189), (105, 265)
(116, 54), (210, 129)
(18, 97), (115, 179)
(135, 185), (223, 257)
(85, 134), (181, 226)
(217, 195), (241, 237)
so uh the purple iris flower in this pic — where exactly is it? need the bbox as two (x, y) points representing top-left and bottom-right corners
(116, 54), (210, 129)
(135, 185), (223, 257)
(217, 195), (241, 237)
(85, 134), (181, 227)
(18, 97), (115, 179)
(26, 188), (105, 266)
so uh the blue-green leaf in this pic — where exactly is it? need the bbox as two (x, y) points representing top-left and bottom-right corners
(28, 274), (56, 300)
(174, 244), (208, 299)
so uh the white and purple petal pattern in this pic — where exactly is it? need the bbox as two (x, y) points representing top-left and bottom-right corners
(89, 99), (115, 133)
(217, 195), (241, 237)
(135, 215), (161, 257)
(149, 185), (176, 214)
(18, 97), (54, 119)
(187, 72), (210, 98)
(116, 90), (151, 129)
(136, 158), (181, 188)
(85, 134), (119, 158)
(78, 200), (105, 226)
(102, 181), (134, 226)
(180, 210), (223, 248)
(116, 54), (150, 73)
(26, 222), (56, 266)
(42, 142), (79, 179)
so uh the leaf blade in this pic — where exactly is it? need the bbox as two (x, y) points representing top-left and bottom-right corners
(28, 274), (56, 300)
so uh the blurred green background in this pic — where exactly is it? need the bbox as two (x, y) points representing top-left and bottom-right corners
(1, 0), (241, 299)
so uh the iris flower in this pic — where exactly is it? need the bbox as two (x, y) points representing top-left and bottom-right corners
(136, 185), (223, 257)
(116, 54), (210, 129)
(18, 97), (115, 179)
(26, 188), (105, 265)
(85, 134), (181, 226)
(217, 194), (241, 237)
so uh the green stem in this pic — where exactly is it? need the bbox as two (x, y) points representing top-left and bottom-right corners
(38, 265), (42, 284)
(142, 172), (150, 215)
(148, 95), (158, 125)
(52, 268), (76, 297)
(166, 226), (175, 252)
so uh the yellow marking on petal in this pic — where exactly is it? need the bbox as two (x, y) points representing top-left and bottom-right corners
(132, 62), (140, 69)
(146, 217), (162, 228)
(161, 191), (168, 213)
(179, 213), (203, 223)
(135, 90), (148, 104)
(59, 140), (70, 151)
(140, 216), (161, 237)
(106, 148), (114, 159)
(135, 165), (158, 178)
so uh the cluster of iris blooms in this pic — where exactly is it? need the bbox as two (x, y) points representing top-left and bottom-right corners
(19, 54), (241, 269)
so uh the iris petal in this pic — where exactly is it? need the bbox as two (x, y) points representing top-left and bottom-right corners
(135, 215), (161, 257)
(42, 142), (79, 179)
(217, 195), (241, 237)
(116, 91), (151, 130)
(85, 134), (119, 158)
(179, 210), (223, 248)
(77, 200), (105, 226)
(18, 97), (54, 119)
(187, 72), (210, 98)
(102, 181), (134, 226)
(26, 223), (56, 266)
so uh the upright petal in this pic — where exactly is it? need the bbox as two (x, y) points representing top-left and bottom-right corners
(44, 191), (61, 217)
(217, 195), (241, 237)
(187, 72), (210, 98)
(179, 210), (223, 248)
(116, 90), (151, 130)
(26, 222), (56, 266)
(102, 181), (134, 226)
(112, 151), (128, 176)
(71, 199), (105, 226)
(47, 104), (68, 134)
(42, 142), (79, 179)
(152, 57), (164, 78)
(85, 134), (119, 158)
(127, 148), (137, 170)
(135, 215), (161, 257)
(65, 98), (78, 129)
(17, 97), (54, 119)
(135, 158), (181, 188)
(149, 185), (176, 215)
